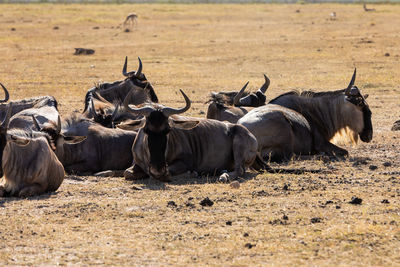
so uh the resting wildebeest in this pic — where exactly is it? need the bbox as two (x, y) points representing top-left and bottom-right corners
(83, 56), (158, 115)
(0, 106), (84, 197)
(238, 69), (373, 161)
(206, 74), (270, 123)
(36, 113), (137, 175)
(122, 89), (265, 182)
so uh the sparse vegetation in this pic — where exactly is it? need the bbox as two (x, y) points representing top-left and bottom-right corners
(0, 3), (399, 265)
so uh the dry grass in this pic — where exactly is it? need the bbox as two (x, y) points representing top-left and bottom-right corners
(0, 3), (399, 266)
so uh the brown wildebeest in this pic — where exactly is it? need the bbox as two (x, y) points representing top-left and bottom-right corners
(123, 13), (138, 28)
(206, 74), (270, 123)
(83, 57), (158, 125)
(0, 107), (84, 198)
(238, 69), (373, 162)
(363, 4), (375, 12)
(36, 113), (137, 175)
(122, 89), (265, 182)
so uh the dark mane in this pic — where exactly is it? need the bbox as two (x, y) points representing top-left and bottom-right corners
(206, 91), (250, 107)
(269, 88), (346, 103)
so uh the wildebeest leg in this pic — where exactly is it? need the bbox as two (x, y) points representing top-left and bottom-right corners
(0, 185), (5, 197)
(168, 160), (190, 177)
(18, 183), (47, 198)
(124, 164), (149, 180)
(317, 141), (348, 158)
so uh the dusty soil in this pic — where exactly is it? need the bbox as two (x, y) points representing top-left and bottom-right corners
(0, 3), (399, 266)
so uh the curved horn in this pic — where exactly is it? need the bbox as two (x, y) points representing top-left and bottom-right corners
(31, 115), (41, 131)
(123, 89), (154, 117)
(122, 56), (129, 77)
(161, 90), (191, 117)
(135, 57), (142, 78)
(1, 103), (12, 130)
(258, 74), (270, 94)
(0, 83), (10, 103)
(57, 115), (61, 135)
(233, 81), (249, 106)
(345, 68), (357, 95)
(90, 99), (101, 121)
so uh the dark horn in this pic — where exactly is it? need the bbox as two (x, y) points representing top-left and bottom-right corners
(57, 115), (61, 135)
(161, 90), (191, 117)
(1, 103), (12, 131)
(31, 115), (41, 131)
(0, 83), (10, 103)
(123, 89), (154, 117)
(258, 74), (270, 94)
(135, 57), (143, 77)
(90, 99), (101, 121)
(233, 81), (249, 106)
(122, 56), (129, 77)
(345, 68), (357, 95)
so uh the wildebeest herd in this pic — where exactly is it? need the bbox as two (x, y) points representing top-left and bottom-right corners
(0, 57), (372, 197)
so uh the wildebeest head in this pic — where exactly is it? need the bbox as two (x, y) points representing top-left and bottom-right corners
(123, 89), (198, 181)
(343, 69), (372, 143)
(90, 95), (119, 128)
(0, 83), (10, 104)
(32, 115), (86, 151)
(235, 74), (270, 107)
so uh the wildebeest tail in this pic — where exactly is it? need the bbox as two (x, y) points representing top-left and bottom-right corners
(251, 154), (273, 172)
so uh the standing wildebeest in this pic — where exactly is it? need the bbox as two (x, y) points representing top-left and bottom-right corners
(122, 89), (264, 182)
(0, 106), (85, 197)
(123, 13), (138, 28)
(238, 69), (373, 161)
(36, 113), (137, 175)
(206, 74), (270, 123)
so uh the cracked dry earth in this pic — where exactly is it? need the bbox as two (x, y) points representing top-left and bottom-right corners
(0, 3), (399, 266)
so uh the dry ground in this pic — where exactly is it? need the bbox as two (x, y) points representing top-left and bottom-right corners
(0, 3), (399, 266)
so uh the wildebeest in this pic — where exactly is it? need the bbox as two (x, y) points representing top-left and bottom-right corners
(37, 113), (137, 175)
(206, 74), (270, 123)
(238, 69), (373, 161)
(122, 89), (264, 182)
(123, 13), (138, 28)
(0, 106), (84, 197)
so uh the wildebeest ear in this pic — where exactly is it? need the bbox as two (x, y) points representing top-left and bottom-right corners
(63, 135), (87, 145)
(364, 94), (369, 99)
(170, 119), (200, 130)
(116, 119), (145, 131)
(7, 135), (30, 146)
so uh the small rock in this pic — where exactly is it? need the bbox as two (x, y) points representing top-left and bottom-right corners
(349, 197), (362, 205)
(243, 233), (249, 237)
(11, 28), (16, 31)
(369, 165), (378, 170)
(392, 120), (400, 131)
(245, 243), (255, 249)
(384, 52), (390, 57)
(325, 200), (333, 205)
(381, 199), (390, 204)
(199, 110), (205, 115)
(53, 26), (59, 30)
(93, 26), (100, 29)
(310, 217), (322, 223)
(226, 221), (232, 226)
(295, 9), (300, 13)
(336, 205), (341, 209)
(230, 181), (240, 189)
(124, 28), (130, 32)
(167, 201), (177, 207)
(282, 215), (289, 221)
(282, 184), (289, 191)
(200, 197), (213, 207)
(383, 162), (391, 167)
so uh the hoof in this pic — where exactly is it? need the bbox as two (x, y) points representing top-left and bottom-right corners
(219, 173), (229, 183)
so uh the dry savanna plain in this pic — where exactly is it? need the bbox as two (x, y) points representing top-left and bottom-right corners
(0, 3), (399, 266)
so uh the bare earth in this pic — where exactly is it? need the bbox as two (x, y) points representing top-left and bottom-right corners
(0, 3), (399, 266)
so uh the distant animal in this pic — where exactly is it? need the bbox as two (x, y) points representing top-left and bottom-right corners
(123, 13), (138, 28)
(0, 107), (84, 198)
(74, 48), (95, 55)
(238, 69), (373, 162)
(37, 113), (137, 175)
(83, 56), (158, 126)
(363, 4), (375, 12)
(330, 12), (336, 20)
(122, 89), (265, 182)
(206, 74), (270, 123)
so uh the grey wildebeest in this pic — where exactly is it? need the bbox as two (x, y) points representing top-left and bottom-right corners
(238, 69), (373, 162)
(0, 106), (85, 197)
(83, 57), (158, 127)
(122, 89), (265, 182)
(206, 74), (270, 123)
(36, 112), (137, 175)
